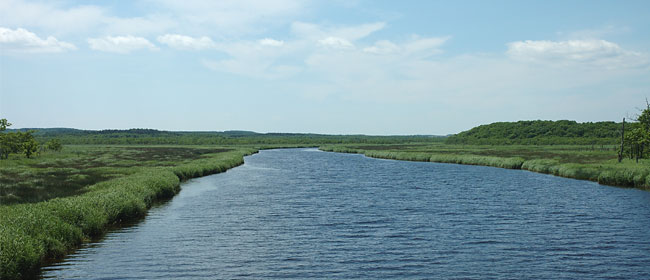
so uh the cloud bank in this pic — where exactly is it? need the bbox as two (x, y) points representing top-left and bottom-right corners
(0, 27), (76, 53)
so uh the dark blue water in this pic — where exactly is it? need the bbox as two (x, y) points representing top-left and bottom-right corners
(41, 148), (650, 279)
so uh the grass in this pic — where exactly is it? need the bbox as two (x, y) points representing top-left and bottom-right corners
(0, 145), (234, 205)
(0, 145), (257, 279)
(320, 143), (650, 190)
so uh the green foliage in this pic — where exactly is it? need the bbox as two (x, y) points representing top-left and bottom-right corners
(624, 127), (648, 161)
(623, 102), (650, 162)
(0, 132), (20, 159)
(1, 119), (41, 159)
(446, 120), (622, 145)
(0, 118), (10, 131)
(598, 168), (650, 188)
(45, 139), (63, 152)
(22, 138), (39, 158)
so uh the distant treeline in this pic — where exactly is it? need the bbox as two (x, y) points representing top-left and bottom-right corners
(6, 120), (629, 146)
(5, 128), (443, 145)
(446, 120), (626, 145)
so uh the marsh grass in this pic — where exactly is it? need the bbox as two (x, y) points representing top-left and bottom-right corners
(0, 147), (256, 279)
(320, 143), (650, 190)
(0, 145), (236, 205)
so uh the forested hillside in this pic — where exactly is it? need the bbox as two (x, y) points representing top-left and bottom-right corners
(5, 128), (442, 145)
(446, 120), (625, 145)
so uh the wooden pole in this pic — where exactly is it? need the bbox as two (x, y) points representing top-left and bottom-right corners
(618, 117), (625, 163)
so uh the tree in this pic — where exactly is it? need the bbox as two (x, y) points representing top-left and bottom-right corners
(625, 128), (645, 162)
(624, 101), (650, 163)
(0, 118), (12, 159)
(618, 118), (625, 163)
(46, 138), (63, 152)
(22, 138), (39, 158)
(0, 118), (10, 131)
(0, 119), (41, 159)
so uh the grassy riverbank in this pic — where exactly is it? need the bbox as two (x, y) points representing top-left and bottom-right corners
(2, 139), (647, 278)
(0, 146), (257, 279)
(0, 145), (240, 205)
(320, 144), (650, 190)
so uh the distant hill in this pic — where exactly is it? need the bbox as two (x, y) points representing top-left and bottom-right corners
(446, 120), (626, 145)
(3, 128), (440, 145)
(7, 128), (86, 135)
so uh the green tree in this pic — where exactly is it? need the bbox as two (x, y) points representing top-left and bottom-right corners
(46, 138), (63, 152)
(22, 138), (39, 158)
(0, 118), (10, 131)
(624, 101), (650, 162)
(0, 120), (41, 159)
(0, 118), (12, 159)
(625, 128), (645, 162)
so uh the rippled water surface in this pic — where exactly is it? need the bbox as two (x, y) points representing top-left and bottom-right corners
(42, 148), (650, 279)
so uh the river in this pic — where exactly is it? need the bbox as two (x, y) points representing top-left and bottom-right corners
(41, 148), (650, 279)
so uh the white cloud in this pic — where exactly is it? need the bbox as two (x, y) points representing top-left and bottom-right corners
(331, 22), (386, 41)
(403, 36), (449, 54)
(318, 37), (354, 49)
(363, 37), (449, 56)
(259, 38), (284, 47)
(189, 21), (387, 79)
(200, 38), (302, 79)
(201, 32), (449, 80)
(157, 34), (215, 50)
(88, 36), (158, 54)
(0, 27), (76, 53)
(291, 21), (385, 41)
(299, 36), (647, 112)
(363, 40), (399, 54)
(507, 39), (649, 68)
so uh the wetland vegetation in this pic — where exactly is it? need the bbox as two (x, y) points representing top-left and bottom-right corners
(0, 144), (256, 279)
(1, 115), (649, 279)
(320, 143), (650, 189)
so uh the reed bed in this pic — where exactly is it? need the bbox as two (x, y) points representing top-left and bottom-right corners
(320, 145), (650, 190)
(0, 149), (255, 279)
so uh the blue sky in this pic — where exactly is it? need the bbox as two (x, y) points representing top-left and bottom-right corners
(1, 0), (649, 135)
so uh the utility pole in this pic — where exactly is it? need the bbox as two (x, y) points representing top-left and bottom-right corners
(618, 117), (625, 163)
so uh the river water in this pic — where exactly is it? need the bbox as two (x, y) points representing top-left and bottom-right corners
(41, 148), (650, 279)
